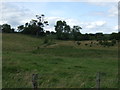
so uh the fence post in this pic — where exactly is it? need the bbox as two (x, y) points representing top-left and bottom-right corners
(96, 72), (101, 89)
(32, 74), (38, 90)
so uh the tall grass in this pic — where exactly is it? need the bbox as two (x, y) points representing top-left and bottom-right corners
(2, 33), (118, 88)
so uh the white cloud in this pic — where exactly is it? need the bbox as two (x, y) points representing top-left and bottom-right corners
(41, 16), (118, 34)
(45, 16), (109, 34)
(114, 25), (118, 30)
(44, 16), (83, 32)
(87, 2), (118, 18)
(85, 21), (106, 29)
(65, 18), (83, 27)
(0, 2), (34, 28)
(108, 5), (118, 17)
(49, 10), (65, 16)
(113, 25), (120, 32)
(0, 2), (118, 34)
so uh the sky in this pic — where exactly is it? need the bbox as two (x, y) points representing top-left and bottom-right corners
(0, 1), (119, 34)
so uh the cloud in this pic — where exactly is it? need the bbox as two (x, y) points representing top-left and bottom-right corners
(114, 25), (118, 30)
(80, 21), (108, 34)
(85, 21), (106, 29)
(45, 16), (109, 34)
(113, 25), (120, 32)
(0, 2), (34, 28)
(87, 2), (118, 17)
(44, 16), (83, 32)
(0, 2), (118, 34)
(44, 17), (64, 32)
(44, 16), (118, 34)
(108, 5), (118, 17)
(49, 10), (66, 16)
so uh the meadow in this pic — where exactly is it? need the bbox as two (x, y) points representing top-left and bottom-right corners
(2, 33), (118, 88)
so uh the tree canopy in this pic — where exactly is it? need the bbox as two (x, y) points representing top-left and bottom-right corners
(1, 24), (14, 33)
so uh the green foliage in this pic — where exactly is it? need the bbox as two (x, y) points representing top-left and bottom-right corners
(18, 25), (24, 32)
(109, 33), (119, 40)
(99, 40), (116, 47)
(18, 14), (48, 36)
(2, 33), (118, 88)
(43, 37), (49, 44)
(111, 39), (116, 44)
(1, 24), (14, 33)
(71, 26), (82, 40)
(43, 36), (55, 46)
(76, 41), (81, 45)
(95, 33), (104, 41)
(55, 20), (71, 40)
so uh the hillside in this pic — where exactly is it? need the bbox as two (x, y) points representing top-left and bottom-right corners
(2, 33), (118, 88)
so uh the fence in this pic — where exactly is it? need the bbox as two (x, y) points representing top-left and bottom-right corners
(31, 72), (107, 89)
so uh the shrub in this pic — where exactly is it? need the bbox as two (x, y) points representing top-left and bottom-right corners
(43, 37), (49, 44)
(76, 41), (81, 45)
(90, 45), (92, 47)
(112, 39), (116, 45)
(99, 40), (115, 47)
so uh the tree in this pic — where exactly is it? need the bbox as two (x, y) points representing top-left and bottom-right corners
(25, 22), (29, 27)
(18, 25), (24, 32)
(55, 20), (71, 40)
(55, 20), (64, 39)
(46, 31), (51, 35)
(18, 14), (49, 36)
(71, 26), (82, 40)
(95, 33), (104, 41)
(1, 24), (14, 33)
(109, 32), (119, 40)
(11, 28), (15, 33)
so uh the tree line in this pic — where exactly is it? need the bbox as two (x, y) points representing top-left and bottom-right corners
(0, 14), (120, 42)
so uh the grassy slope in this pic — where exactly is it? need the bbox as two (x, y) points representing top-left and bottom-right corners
(2, 33), (118, 88)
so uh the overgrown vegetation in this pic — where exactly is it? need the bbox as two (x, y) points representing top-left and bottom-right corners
(2, 33), (118, 88)
(1, 14), (119, 88)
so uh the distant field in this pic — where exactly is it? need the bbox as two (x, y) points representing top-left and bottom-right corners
(2, 33), (118, 88)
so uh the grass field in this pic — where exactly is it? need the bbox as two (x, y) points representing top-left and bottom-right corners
(2, 33), (118, 88)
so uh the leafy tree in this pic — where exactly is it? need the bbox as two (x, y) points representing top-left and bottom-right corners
(18, 14), (48, 36)
(83, 33), (90, 40)
(25, 22), (29, 27)
(51, 31), (56, 35)
(1, 24), (13, 33)
(18, 25), (24, 32)
(109, 32), (119, 40)
(55, 20), (71, 40)
(95, 33), (104, 41)
(46, 31), (51, 35)
(55, 20), (63, 39)
(11, 28), (15, 33)
(71, 26), (82, 40)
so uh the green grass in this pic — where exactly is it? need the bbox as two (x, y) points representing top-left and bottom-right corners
(2, 33), (118, 88)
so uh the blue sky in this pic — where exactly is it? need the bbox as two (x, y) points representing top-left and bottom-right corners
(0, 1), (118, 34)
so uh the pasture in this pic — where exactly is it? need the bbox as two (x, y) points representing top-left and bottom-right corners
(2, 33), (118, 88)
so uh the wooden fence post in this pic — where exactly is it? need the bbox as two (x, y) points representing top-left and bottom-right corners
(32, 74), (38, 90)
(96, 72), (101, 89)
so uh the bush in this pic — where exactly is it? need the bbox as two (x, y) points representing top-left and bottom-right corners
(90, 45), (92, 47)
(43, 36), (55, 45)
(112, 39), (116, 45)
(99, 40), (115, 47)
(76, 41), (81, 45)
(43, 37), (49, 44)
